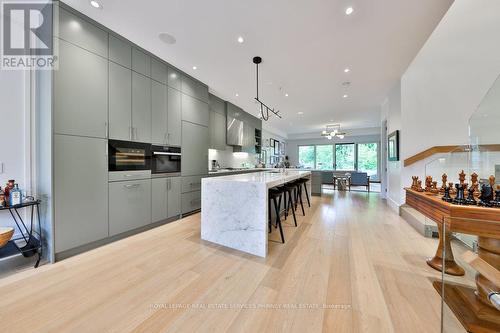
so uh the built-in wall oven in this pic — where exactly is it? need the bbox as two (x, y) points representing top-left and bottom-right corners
(151, 145), (181, 177)
(108, 140), (151, 171)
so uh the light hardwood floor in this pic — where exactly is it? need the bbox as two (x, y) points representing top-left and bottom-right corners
(0, 190), (471, 332)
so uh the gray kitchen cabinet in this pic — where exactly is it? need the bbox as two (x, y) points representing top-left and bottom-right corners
(54, 135), (108, 253)
(182, 94), (209, 126)
(54, 40), (108, 138)
(132, 72), (152, 143)
(209, 111), (226, 150)
(181, 175), (204, 193)
(167, 177), (181, 218)
(167, 87), (182, 146)
(167, 67), (181, 90)
(181, 75), (209, 103)
(132, 48), (151, 77)
(151, 58), (167, 84)
(152, 178), (168, 223)
(181, 121), (209, 176)
(109, 61), (132, 141)
(109, 179), (152, 236)
(181, 191), (201, 214)
(58, 8), (108, 57)
(209, 94), (226, 115)
(151, 80), (168, 145)
(109, 34), (131, 68)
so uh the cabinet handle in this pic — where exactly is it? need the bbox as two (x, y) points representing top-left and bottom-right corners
(105, 122), (108, 138)
(190, 182), (201, 187)
(129, 126), (133, 141)
(168, 179), (172, 190)
(133, 127), (137, 141)
(124, 184), (140, 189)
(124, 174), (134, 178)
(164, 133), (167, 144)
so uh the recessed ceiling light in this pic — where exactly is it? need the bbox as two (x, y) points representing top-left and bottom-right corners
(297, 111), (304, 115)
(159, 32), (176, 45)
(192, 66), (197, 70)
(285, 93), (289, 97)
(345, 7), (354, 15)
(344, 68), (350, 73)
(237, 36), (244, 43)
(235, 93), (239, 97)
(90, 0), (102, 9)
(343, 94), (349, 98)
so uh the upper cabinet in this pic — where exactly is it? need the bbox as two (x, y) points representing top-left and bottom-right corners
(151, 58), (167, 84)
(58, 8), (108, 57)
(167, 87), (182, 146)
(181, 75), (209, 103)
(132, 72), (152, 143)
(132, 48), (151, 77)
(109, 34), (131, 68)
(54, 40), (108, 138)
(109, 61), (132, 141)
(209, 94), (227, 150)
(182, 94), (209, 127)
(167, 67), (182, 90)
(151, 80), (168, 145)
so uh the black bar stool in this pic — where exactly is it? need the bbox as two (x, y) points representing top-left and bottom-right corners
(283, 182), (298, 227)
(268, 187), (285, 243)
(291, 180), (305, 216)
(296, 177), (311, 208)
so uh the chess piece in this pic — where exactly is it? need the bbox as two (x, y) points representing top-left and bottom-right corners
(442, 186), (453, 203)
(411, 176), (419, 190)
(453, 183), (466, 205)
(490, 185), (500, 208)
(448, 182), (456, 195)
(416, 180), (424, 192)
(470, 172), (479, 197)
(478, 179), (494, 207)
(465, 186), (477, 205)
(430, 181), (439, 194)
(425, 176), (433, 192)
(440, 173), (447, 194)
(459, 170), (466, 186)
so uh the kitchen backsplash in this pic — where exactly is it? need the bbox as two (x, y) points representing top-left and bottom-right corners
(208, 148), (258, 170)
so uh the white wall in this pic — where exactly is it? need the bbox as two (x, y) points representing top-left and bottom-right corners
(384, 0), (500, 208)
(381, 81), (403, 211)
(0, 70), (29, 235)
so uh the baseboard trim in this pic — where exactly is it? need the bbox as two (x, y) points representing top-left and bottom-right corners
(386, 197), (400, 214)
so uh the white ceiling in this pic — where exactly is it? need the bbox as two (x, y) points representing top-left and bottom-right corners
(62, 0), (453, 136)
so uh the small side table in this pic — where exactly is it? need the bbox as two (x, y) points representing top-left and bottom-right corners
(0, 200), (43, 268)
(333, 176), (348, 191)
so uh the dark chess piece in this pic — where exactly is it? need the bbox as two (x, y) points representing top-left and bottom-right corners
(478, 182), (494, 207)
(490, 186), (500, 208)
(465, 186), (477, 205)
(442, 186), (453, 203)
(453, 183), (467, 205)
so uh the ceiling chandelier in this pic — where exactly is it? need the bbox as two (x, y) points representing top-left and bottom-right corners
(253, 56), (281, 121)
(321, 124), (346, 140)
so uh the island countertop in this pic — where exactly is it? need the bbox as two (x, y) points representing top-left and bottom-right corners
(204, 170), (311, 188)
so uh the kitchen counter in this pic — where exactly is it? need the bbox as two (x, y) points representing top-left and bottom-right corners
(201, 170), (311, 257)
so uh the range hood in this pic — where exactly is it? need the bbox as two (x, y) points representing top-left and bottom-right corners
(227, 115), (244, 146)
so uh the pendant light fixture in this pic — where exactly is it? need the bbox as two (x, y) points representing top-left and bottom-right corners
(321, 124), (346, 140)
(253, 56), (281, 121)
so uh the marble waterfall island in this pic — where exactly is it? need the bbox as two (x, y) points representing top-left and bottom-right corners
(201, 170), (311, 257)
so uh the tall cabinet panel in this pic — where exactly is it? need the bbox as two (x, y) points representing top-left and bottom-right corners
(151, 81), (168, 145)
(151, 178), (168, 223)
(54, 135), (108, 253)
(167, 177), (181, 218)
(167, 87), (182, 146)
(132, 72), (152, 143)
(181, 121), (209, 176)
(109, 61), (132, 141)
(54, 40), (108, 138)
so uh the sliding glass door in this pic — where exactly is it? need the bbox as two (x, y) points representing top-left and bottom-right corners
(315, 145), (334, 170)
(298, 145), (315, 169)
(357, 143), (378, 177)
(335, 144), (355, 170)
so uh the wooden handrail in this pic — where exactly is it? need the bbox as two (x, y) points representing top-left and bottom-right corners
(403, 144), (500, 167)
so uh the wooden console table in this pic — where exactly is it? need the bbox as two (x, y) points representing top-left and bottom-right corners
(405, 189), (500, 332)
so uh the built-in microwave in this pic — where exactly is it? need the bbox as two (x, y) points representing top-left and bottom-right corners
(151, 145), (181, 176)
(108, 140), (151, 172)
